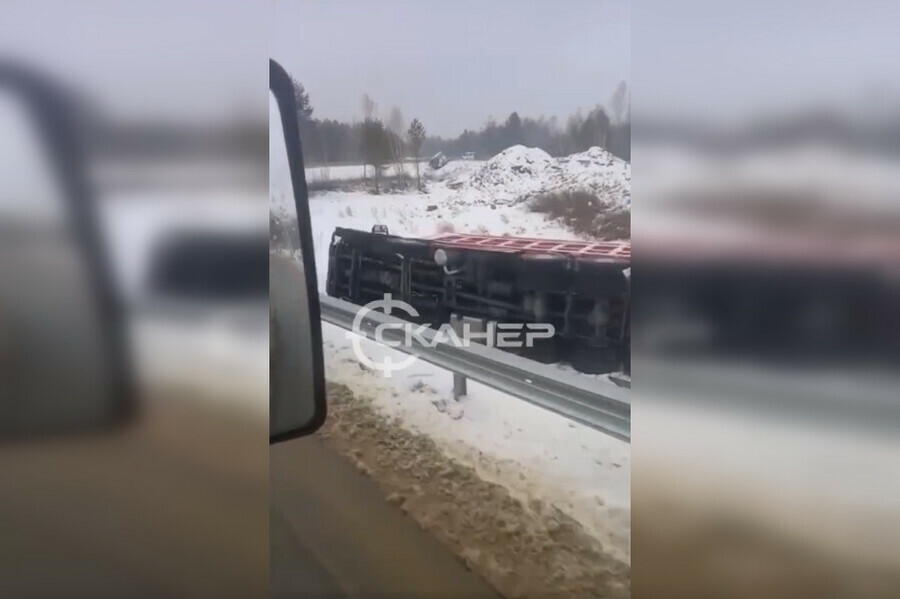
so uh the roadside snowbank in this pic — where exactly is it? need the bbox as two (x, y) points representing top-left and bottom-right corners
(321, 381), (630, 597)
(321, 324), (631, 563)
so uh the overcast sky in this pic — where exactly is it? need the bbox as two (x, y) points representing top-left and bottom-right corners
(271, 0), (630, 137)
(1, 1), (265, 123)
(3, 1), (896, 130)
(632, 0), (900, 123)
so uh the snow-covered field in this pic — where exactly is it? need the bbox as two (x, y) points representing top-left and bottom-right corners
(305, 161), (427, 184)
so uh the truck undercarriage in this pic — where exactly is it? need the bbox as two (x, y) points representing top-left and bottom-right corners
(326, 227), (631, 374)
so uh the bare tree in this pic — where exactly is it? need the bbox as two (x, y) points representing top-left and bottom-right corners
(360, 118), (391, 194)
(361, 94), (377, 180)
(387, 106), (406, 189)
(567, 106), (611, 151)
(610, 81), (629, 125)
(361, 93), (377, 119)
(407, 118), (426, 191)
(588, 106), (611, 149)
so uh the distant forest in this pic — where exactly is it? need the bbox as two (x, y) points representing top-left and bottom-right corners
(295, 80), (631, 168)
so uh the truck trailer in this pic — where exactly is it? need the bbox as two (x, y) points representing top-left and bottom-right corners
(326, 226), (631, 374)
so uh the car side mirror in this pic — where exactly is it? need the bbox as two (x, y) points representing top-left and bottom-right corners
(269, 59), (326, 442)
(0, 64), (132, 438)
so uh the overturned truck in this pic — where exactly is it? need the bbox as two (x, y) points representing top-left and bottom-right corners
(326, 226), (631, 374)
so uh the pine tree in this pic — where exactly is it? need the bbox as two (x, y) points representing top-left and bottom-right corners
(292, 79), (313, 120)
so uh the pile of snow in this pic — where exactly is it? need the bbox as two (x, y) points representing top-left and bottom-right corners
(458, 145), (631, 206)
(557, 147), (632, 205)
(424, 157), (486, 186)
(464, 146), (556, 204)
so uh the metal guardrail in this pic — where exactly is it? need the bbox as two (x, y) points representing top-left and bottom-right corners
(319, 294), (631, 442)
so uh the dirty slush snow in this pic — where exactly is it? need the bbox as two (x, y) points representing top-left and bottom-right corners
(321, 329), (631, 561)
(320, 382), (629, 599)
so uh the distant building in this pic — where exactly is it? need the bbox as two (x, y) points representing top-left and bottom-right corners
(462, 152), (476, 161)
(429, 151), (448, 170)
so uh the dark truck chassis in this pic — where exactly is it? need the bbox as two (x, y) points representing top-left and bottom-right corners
(326, 226), (631, 374)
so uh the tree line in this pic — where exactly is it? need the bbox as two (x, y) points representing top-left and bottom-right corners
(293, 79), (630, 193)
(422, 105), (630, 163)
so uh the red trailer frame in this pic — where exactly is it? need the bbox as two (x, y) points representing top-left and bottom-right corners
(431, 233), (631, 262)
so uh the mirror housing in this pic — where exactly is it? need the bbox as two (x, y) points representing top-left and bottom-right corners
(269, 59), (327, 442)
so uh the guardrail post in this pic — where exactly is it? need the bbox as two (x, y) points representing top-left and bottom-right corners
(451, 314), (467, 400)
(452, 315), (489, 400)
